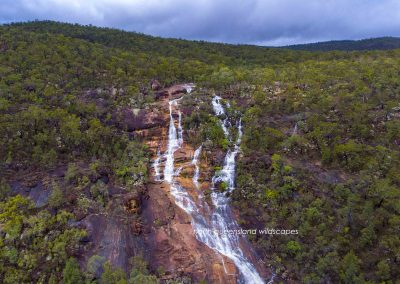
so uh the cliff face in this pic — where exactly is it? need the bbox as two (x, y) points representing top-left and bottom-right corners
(136, 85), (270, 283)
(138, 86), (238, 283)
(6, 84), (264, 283)
(142, 176), (238, 283)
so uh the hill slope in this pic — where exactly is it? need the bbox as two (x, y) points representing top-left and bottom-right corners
(9, 21), (400, 53)
(0, 21), (399, 284)
(285, 37), (400, 51)
(4, 20), (365, 65)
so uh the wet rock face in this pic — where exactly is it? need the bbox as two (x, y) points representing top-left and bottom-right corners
(139, 89), (240, 282)
(142, 182), (238, 284)
(112, 107), (166, 131)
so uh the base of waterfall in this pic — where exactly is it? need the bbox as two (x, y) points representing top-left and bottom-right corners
(143, 181), (239, 283)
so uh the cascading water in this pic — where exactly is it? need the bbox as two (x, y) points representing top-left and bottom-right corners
(205, 97), (264, 284)
(153, 148), (162, 181)
(156, 86), (265, 284)
(212, 119), (242, 193)
(192, 145), (202, 188)
(177, 110), (183, 146)
(212, 96), (231, 139)
(163, 98), (182, 183)
(292, 122), (298, 136)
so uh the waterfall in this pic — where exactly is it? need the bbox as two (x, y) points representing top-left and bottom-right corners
(212, 119), (242, 192)
(192, 145), (202, 188)
(212, 96), (230, 138)
(182, 83), (195, 94)
(177, 110), (183, 146)
(208, 97), (264, 284)
(163, 99), (181, 183)
(153, 147), (162, 181)
(292, 122), (298, 136)
(157, 90), (265, 284)
(152, 84), (192, 182)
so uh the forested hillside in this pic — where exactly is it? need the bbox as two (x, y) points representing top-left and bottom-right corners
(286, 37), (400, 51)
(0, 21), (399, 283)
(8, 21), (368, 65)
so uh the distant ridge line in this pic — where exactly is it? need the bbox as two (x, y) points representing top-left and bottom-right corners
(283, 36), (400, 51)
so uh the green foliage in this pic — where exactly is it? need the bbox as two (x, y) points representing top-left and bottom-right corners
(287, 36), (400, 51)
(200, 117), (228, 149)
(286, 241), (301, 255)
(236, 62), (400, 281)
(376, 260), (391, 281)
(90, 181), (109, 206)
(86, 254), (107, 278)
(219, 181), (228, 192)
(386, 120), (400, 143)
(63, 258), (84, 284)
(0, 179), (10, 201)
(129, 274), (158, 284)
(242, 124), (285, 153)
(9, 20), (359, 67)
(0, 195), (86, 283)
(48, 182), (64, 209)
(65, 163), (79, 183)
(113, 141), (149, 186)
(208, 67), (235, 88)
(101, 261), (127, 284)
(128, 256), (158, 284)
(82, 255), (160, 284)
(333, 140), (368, 172)
(282, 134), (309, 155)
(340, 251), (363, 284)
(129, 256), (149, 277)
(0, 195), (32, 241)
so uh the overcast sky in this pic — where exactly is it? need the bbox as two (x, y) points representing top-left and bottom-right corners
(1, 0), (400, 46)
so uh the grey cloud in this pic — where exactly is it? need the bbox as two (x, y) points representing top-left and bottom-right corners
(0, 0), (400, 46)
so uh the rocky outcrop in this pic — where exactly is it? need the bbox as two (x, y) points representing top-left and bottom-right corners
(112, 107), (166, 131)
(76, 185), (148, 272)
(87, 83), (266, 282)
(139, 87), (243, 283)
(10, 181), (51, 208)
(79, 213), (145, 272)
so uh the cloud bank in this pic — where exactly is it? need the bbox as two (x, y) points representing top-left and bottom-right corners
(1, 0), (400, 46)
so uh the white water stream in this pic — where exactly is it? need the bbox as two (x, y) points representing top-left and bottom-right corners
(192, 145), (202, 188)
(152, 148), (161, 181)
(292, 122), (298, 136)
(212, 96), (231, 139)
(155, 87), (266, 284)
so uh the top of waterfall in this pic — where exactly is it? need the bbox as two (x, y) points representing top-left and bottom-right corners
(212, 96), (226, 116)
(183, 83), (196, 94)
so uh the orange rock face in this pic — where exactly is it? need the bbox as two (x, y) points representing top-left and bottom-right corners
(139, 85), (269, 283)
(139, 88), (239, 283)
(143, 180), (238, 283)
